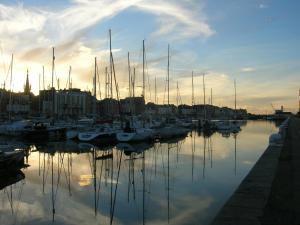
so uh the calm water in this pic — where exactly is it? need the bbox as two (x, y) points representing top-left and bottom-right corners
(0, 121), (277, 225)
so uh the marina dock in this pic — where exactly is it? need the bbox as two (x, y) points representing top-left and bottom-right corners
(211, 116), (300, 225)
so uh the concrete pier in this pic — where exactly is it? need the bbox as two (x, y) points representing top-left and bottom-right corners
(211, 116), (300, 225)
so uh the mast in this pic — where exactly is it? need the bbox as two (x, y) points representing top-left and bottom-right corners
(142, 40), (145, 98)
(128, 52), (131, 98)
(93, 57), (97, 98)
(132, 68), (136, 98)
(109, 29), (113, 99)
(167, 45), (170, 107)
(93, 57), (97, 116)
(176, 81), (179, 107)
(39, 74), (41, 114)
(203, 73), (206, 120)
(105, 67), (108, 99)
(192, 71), (194, 106)
(211, 88), (213, 105)
(43, 66), (45, 90)
(97, 63), (101, 100)
(51, 47), (55, 119)
(8, 54), (13, 121)
(68, 66), (72, 90)
(234, 79), (237, 119)
(155, 76), (157, 104)
(109, 29), (122, 121)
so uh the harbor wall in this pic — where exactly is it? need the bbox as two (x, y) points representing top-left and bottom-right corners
(210, 118), (290, 225)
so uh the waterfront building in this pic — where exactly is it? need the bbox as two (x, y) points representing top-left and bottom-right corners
(97, 98), (120, 118)
(120, 96), (145, 115)
(40, 88), (92, 118)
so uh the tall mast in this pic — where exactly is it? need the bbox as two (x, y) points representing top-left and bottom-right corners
(52, 47), (55, 119)
(132, 68), (136, 98)
(155, 76), (157, 104)
(127, 52), (131, 98)
(234, 79), (237, 112)
(8, 54), (13, 120)
(52, 47), (55, 89)
(142, 40), (145, 98)
(39, 73), (41, 114)
(94, 57), (97, 97)
(167, 44), (170, 107)
(203, 73), (206, 120)
(68, 66), (72, 90)
(211, 88), (213, 105)
(176, 81), (179, 107)
(192, 71), (194, 106)
(105, 67), (108, 98)
(109, 29), (113, 99)
(42, 66), (45, 90)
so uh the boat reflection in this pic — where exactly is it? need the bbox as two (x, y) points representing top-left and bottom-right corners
(116, 142), (154, 155)
(0, 170), (25, 218)
(0, 120), (274, 225)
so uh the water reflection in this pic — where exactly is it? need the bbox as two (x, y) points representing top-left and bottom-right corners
(0, 121), (277, 225)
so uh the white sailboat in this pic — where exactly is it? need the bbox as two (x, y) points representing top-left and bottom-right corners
(156, 45), (189, 139)
(116, 39), (154, 142)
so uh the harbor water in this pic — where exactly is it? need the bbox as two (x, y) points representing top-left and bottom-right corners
(0, 121), (276, 225)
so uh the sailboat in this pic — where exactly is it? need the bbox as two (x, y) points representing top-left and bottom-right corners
(78, 55), (120, 144)
(0, 149), (25, 174)
(116, 40), (154, 142)
(156, 45), (189, 139)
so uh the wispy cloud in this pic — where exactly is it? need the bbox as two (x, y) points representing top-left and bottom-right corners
(135, 1), (215, 39)
(0, 0), (213, 95)
(241, 67), (256, 72)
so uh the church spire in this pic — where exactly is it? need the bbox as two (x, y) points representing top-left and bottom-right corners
(24, 69), (31, 95)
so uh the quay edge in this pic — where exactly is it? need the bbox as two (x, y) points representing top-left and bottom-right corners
(210, 117), (291, 225)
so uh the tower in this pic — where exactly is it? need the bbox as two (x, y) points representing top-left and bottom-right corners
(24, 69), (31, 95)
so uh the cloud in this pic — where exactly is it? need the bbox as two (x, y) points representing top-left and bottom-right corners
(0, 0), (213, 96)
(240, 67), (256, 72)
(135, 1), (215, 39)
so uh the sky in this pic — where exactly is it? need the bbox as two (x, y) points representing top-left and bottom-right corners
(0, 0), (299, 113)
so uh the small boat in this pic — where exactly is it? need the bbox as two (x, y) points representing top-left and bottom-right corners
(21, 122), (66, 140)
(0, 142), (15, 152)
(0, 150), (25, 173)
(116, 127), (154, 142)
(116, 142), (153, 154)
(0, 120), (33, 136)
(0, 170), (25, 190)
(157, 124), (189, 139)
(78, 125), (118, 144)
(215, 120), (241, 133)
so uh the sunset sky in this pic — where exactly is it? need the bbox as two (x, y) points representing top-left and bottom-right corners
(0, 0), (299, 113)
